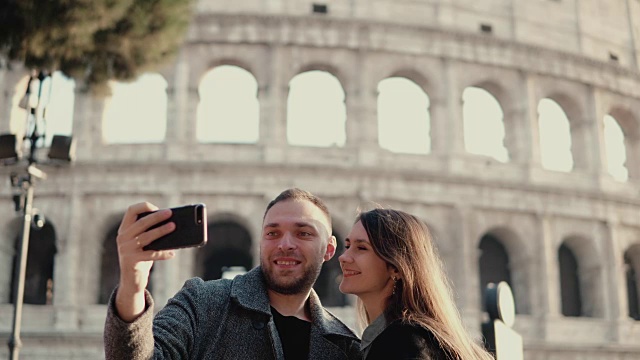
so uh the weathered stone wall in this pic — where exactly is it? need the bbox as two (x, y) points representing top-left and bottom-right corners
(0, 1), (639, 359)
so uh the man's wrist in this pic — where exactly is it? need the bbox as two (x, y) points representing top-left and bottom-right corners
(115, 286), (147, 322)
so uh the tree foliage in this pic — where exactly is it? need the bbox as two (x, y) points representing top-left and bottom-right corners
(0, 0), (193, 92)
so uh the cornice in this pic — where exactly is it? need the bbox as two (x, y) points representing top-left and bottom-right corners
(186, 13), (640, 98)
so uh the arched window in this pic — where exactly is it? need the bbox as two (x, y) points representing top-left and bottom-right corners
(478, 234), (514, 312)
(538, 98), (574, 172)
(9, 72), (75, 146)
(287, 70), (346, 147)
(603, 114), (628, 181)
(98, 224), (153, 304)
(10, 223), (57, 305)
(44, 71), (75, 146)
(377, 77), (431, 154)
(196, 65), (260, 143)
(462, 87), (509, 162)
(99, 224), (154, 304)
(558, 243), (582, 316)
(625, 247), (640, 320)
(314, 231), (347, 307)
(99, 226), (120, 304)
(103, 73), (168, 143)
(196, 219), (253, 281)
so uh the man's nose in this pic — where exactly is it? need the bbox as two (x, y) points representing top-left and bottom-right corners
(278, 232), (296, 250)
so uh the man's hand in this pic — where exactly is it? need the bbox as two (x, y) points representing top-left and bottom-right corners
(114, 202), (176, 321)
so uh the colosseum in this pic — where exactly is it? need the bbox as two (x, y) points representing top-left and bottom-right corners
(1, 0), (639, 359)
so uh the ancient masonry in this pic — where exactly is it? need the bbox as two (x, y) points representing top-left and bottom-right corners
(1, 1), (640, 359)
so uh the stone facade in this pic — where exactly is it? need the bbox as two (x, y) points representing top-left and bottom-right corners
(1, 0), (640, 359)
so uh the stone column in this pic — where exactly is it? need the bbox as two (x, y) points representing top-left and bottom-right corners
(72, 90), (105, 161)
(428, 63), (450, 159)
(165, 52), (188, 159)
(0, 66), (28, 134)
(569, 86), (603, 185)
(346, 51), (379, 167)
(504, 72), (539, 170)
(151, 192), (183, 309)
(603, 219), (627, 342)
(53, 192), (82, 330)
(452, 205), (483, 337)
(585, 86), (610, 186)
(537, 214), (561, 340)
(260, 45), (287, 163)
(441, 60), (467, 172)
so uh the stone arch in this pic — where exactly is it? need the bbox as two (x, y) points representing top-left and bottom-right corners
(296, 63), (349, 92)
(476, 227), (530, 314)
(97, 214), (156, 304)
(543, 92), (590, 171)
(0, 217), (22, 304)
(205, 58), (256, 79)
(103, 72), (169, 143)
(195, 213), (254, 281)
(624, 244), (640, 320)
(608, 107), (640, 180)
(98, 220), (122, 304)
(558, 235), (603, 317)
(537, 96), (575, 172)
(10, 220), (57, 305)
(196, 64), (260, 143)
(462, 85), (509, 162)
(387, 68), (432, 96)
(377, 76), (431, 154)
(286, 68), (346, 147)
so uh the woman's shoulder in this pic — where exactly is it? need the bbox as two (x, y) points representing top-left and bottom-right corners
(381, 320), (440, 346)
(366, 320), (451, 360)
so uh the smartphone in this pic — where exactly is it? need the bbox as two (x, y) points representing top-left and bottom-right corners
(137, 204), (208, 251)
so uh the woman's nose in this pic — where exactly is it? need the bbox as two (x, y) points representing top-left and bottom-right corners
(338, 252), (351, 263)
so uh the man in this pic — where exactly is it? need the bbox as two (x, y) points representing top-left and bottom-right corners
(104, 188), (361, 359)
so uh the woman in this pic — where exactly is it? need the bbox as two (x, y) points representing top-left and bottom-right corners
(339, 208), (493, 360)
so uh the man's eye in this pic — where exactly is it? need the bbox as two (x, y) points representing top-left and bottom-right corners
(300, 231), (312, 237)
(266, 231), (278, 237)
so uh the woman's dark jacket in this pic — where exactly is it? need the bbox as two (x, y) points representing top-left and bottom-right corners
(365, 320), (452, 360)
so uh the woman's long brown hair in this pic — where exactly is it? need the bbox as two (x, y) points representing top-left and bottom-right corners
(357, 208), (493, 360)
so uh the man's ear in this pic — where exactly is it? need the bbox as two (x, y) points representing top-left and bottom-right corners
(324, 235), (337, 262)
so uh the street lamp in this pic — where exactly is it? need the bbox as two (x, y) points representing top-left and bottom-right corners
(1, 70), (75, 360)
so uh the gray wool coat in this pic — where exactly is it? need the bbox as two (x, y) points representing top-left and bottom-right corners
(104, 267), (362, 360)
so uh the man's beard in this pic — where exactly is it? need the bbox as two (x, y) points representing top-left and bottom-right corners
(261, 257), (323, 295)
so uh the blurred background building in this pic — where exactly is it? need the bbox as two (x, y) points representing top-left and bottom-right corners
(1, 0), (640, 358)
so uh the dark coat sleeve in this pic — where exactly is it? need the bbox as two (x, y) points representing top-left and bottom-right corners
(104, 278), (210, 360)
(365, 322), (451, 360)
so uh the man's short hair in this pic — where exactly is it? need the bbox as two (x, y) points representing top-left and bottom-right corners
(264, 188), (332, 228)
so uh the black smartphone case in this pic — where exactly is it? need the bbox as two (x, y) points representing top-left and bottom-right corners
(138, 204), (208, 251)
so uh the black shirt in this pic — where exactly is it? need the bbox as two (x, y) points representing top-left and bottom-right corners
(271, 307), (311, 360)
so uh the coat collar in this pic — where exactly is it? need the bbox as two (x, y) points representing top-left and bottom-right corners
(230, 266), (359, 341)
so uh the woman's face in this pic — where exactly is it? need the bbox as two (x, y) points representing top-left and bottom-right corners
(338, 220), (395, 298)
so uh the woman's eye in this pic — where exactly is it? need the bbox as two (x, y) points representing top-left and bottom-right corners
(358, 246), (367, 251)
(344, 245), (350, 249)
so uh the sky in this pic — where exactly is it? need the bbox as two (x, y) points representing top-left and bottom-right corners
(8, 67), (629, 181)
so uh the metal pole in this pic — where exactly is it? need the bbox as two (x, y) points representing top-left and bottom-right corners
(7, 70), (49, 360)
(8, 175), (35, 360)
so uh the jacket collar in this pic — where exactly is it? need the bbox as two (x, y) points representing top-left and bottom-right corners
(230, 266), (272, 316)
(231, 266), (359, 340)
